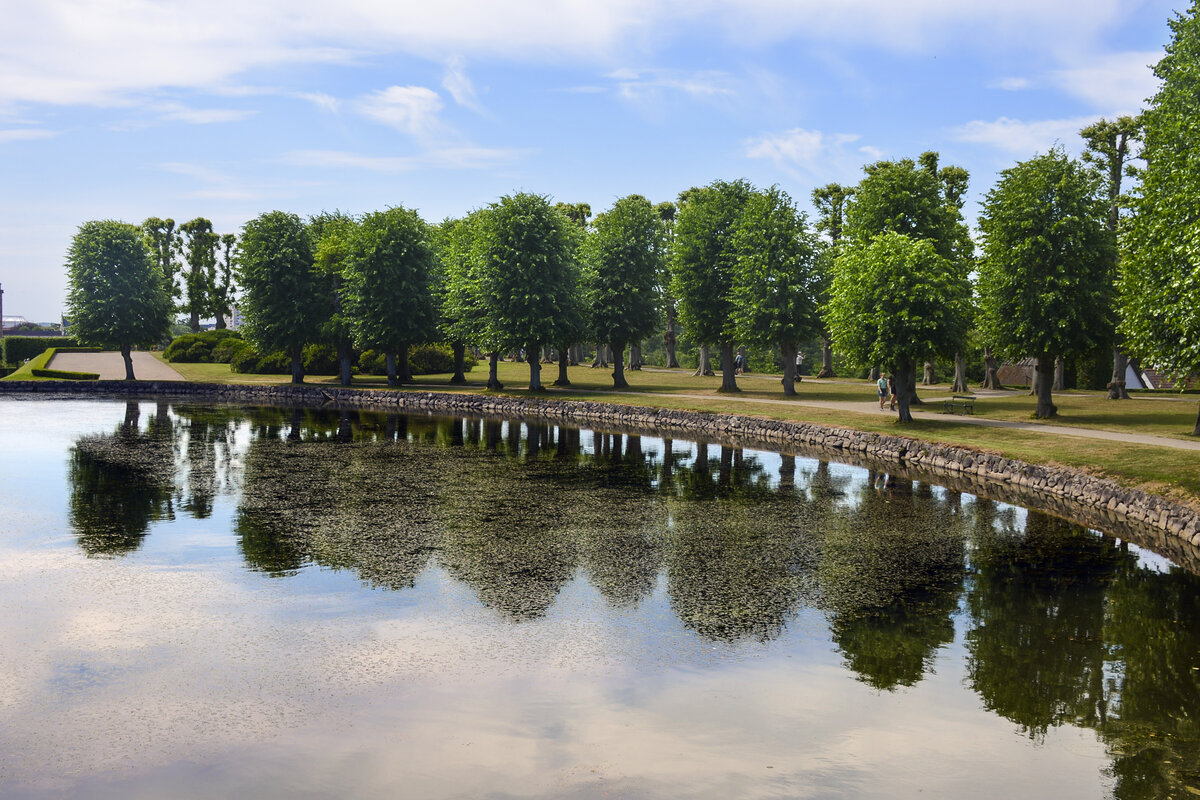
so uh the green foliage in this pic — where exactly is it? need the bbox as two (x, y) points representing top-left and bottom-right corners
(478, 193), (582, 352)
(31, 368), (100, 380)
(163, 330), (243, 363)
(344, 206), (437, 353)
(582, 194), (664, 349)
(2, 336), (79, 364)
(237, 210), (321, 370)
(179, 217), (218, 329)
(65, 220), (173, 354)
(826, 231), (970, 372)
(1119, 1), (1200, 384)
(977, 148), (1115, 361)
(434, 210), (493, 350)
(731, 186), (822, 351)
(211, 336), (250, 364)
(301, 343), (339, 375)
(309, 211), (358, 353)
(357, 343), (475, 375)
(230, 343), (291, 375)
(670, 179), (753, 346)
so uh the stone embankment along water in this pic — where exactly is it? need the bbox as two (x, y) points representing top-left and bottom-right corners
(6, 379), (1198, 572)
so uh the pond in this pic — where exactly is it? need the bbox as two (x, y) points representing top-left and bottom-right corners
(0, 396), (1198, 799)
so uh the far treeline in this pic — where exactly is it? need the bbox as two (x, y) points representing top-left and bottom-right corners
(63, 3), (1200, 432)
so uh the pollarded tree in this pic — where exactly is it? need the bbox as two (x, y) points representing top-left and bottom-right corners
(731, 186), (822, 395)
(66, 220), (172, 380)
(211, 233), (237, 330)
(671, 178), (754, 392)
(655, 200), (681, 368)
(477, 193), (580, 391)
(1121, 3), (1200, 433)
(237, 210), (322, 384)
(582, 194), (664, 389)
(810, 183), (854, 378)
(179, 217), (218, 333)
(977, 148), (1115, 419)
(344, 206), (437, 388)
(142, 217), (181, 306)
(826, 232), (970, 422)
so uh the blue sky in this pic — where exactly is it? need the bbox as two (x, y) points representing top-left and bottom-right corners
(0, 0), (1182, 322)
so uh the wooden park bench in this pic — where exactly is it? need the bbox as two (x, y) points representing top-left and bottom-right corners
(942, 395), (976, 415)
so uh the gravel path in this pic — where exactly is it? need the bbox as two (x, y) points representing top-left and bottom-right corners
(48, 351), (185, 381)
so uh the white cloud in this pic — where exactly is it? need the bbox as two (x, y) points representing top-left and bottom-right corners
(356, 86), (445, 141)
(951, 116), (1096, 155)
(1051, 50), (1160, 113)
(293, 92), (341, 114)
(0, 128), (57, 143)
(442, 56), (484, 113)
(745, 127), (876, 180)
(282, 147), (525, 173)
(610, 68), (734, 102)
(989, 77), (1031, 91)
(157, 103), (256, 124)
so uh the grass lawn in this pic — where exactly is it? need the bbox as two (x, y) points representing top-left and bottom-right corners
(148, 354), (1200, 503)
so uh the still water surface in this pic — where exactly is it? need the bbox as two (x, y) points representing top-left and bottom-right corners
(1, 396), (1198, 799)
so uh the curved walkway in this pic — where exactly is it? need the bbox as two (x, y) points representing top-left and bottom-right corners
(48, 351), (185, 381)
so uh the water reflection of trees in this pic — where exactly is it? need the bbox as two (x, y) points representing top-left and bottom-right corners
(69, 402), (175, 556)
(63, 403), (1200, 792)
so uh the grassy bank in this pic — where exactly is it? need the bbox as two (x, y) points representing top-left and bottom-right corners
(150, 354), (1200, 503)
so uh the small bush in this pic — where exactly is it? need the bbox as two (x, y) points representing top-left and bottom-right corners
(230, 344), (289, 375)
(164, 330), (242, 363)
(357, 349), (386, 375)
(211, 337), (250, 364)
(302, 344), (339, 375)
(357, 344), (475, 376)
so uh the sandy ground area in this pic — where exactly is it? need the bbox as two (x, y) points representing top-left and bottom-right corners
(48, 351), (184, 381)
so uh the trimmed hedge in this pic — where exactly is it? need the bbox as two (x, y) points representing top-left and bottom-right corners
(164, 330), (243, 363)
(2, 336), (79, 365)
(31, 368), (99, 380)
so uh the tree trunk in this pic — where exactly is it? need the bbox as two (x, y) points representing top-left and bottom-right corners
(894, 357), (916, 423)
(952, 352), (968, 393)
(289, 349), (303, 384)
(780, 339), (797, 396)
(869, 366), (880, 381)
(385, 351), (398, 388)
(779, 454), (795, 488)
(665, 302), (680, 368)
(718, 341), (739, 392)
(398, 343), (413, 383)
(554, 343), (571, 386)
(570, 344), (582, 366)
(1193, 402), (1200, 436)
(189, 310), (200, 333)
(982, 346), (1003, 390)
(1108, 346), (1130, 399)
(817, 336), (835, 378)
(591, 343), (609, 368)
(1035, 353), (1058, 419)
(214, 311), (226, 330)
(121, 345), (135, 380)
(338, 343), (353, 387)
(528, 344), (543, 391)
(1053, 356), (1065, 392)
(693, 344), (714, 376)
(923, 361), (936, 385)
(611, 342), (629, 388)
(450, 341), (467, 384)
(628, 341), (642, 370)
(487, 352), (503, 390)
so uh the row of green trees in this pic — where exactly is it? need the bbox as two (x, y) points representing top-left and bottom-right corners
(142, 217), (237, 332)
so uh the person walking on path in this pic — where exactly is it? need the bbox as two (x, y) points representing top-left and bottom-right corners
(877, 374), (889, 410)
(887, 375), (896, 410)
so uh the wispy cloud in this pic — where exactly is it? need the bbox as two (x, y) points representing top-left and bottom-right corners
(744, 127), (879, 181)
(282, 147), (525, 173)
(356, 86), (445, 141)
(157, 103), (256, 124)
(0, 128), (57, 144)
(951, 116), (1096, 155)
(609, 68), (734, 102)
(1051, 50), (1160, 113)
(157, 161), (259, 200)
(442, 56), (484, 113)
(293, 92), (341, 114)
(989, 77), (1031, 91)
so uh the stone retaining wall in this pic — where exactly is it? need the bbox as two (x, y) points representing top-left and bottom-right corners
(6, 379), (1199, 570)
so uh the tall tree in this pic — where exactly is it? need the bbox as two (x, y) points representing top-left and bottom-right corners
(826, 232), (970, 422)
(310, 212), (358, 386)
(436, 210), (503, 388)
(655, 200), (682, 368)
(66, 220), (172, 380)
(1081, 115), (1144, 400)
(178, 217), (218, 332)
(671, 179), (754, 392)
(478, 193), (580, 391)
(582, 195), (664, 389)
(811, 183), (854, 378)
(237, 210), (321, 384)
(978, 149), (1115, 419)
(211, 233), (237, 330)
(344, 206), (437, 388)
(1121, 3), (1200, 433)
(141, 217), (181, 307)
(731, 186), (822, 396)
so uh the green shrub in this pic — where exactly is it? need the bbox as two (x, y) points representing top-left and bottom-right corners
(164, 330), (242, 363)
(211, 337), (250, 364)
(357, 344), (475, 376)
(2, 336), (79, 364)
(31, 368), (99, 380)
(230, 343), (291, 375)
(302, 343), (339, 375)
(357, 349), (386, 375)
